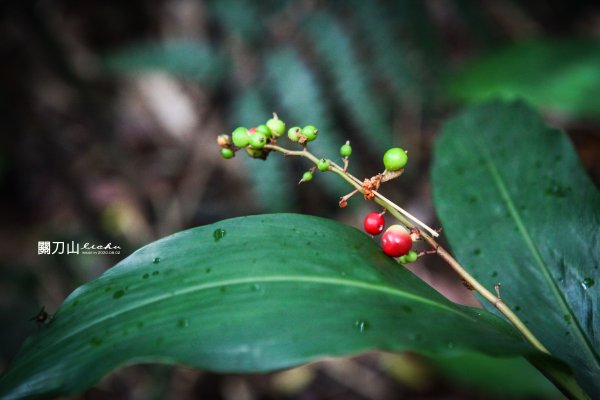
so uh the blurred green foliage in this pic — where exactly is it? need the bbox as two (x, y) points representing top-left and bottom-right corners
(447, 40), (600, 118)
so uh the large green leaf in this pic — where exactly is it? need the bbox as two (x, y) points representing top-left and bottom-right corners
(446, 40), (600, 118)
(0, 214), (534, 399)
(432, 101), (600, 398)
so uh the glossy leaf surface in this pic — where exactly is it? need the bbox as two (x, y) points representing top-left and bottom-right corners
(0, 214), (529, 399)
(432, 101), (600, 397)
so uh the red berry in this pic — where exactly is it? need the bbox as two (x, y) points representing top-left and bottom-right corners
(248, 126), (257, 135)
(363, 212), (385, 235)
(381, 225), (412, 257)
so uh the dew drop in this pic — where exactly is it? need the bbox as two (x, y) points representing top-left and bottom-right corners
(514, 306), (521, 312)
(152, 270), (160, 276)
(491, 271), (498, 278)
(205, 268), (212, 274)
(353, 319), (370, 333)
(472, 248), (481, 256)
(581, 278), (595, 289)
(213, 228), (226, 242)
(177, 319), (189, 328)
(545, 184), (572, 198)
(250, 284), (261, 292)
(220, 286), (228, 293)
(113, 289), (125, 299)
(153, 257), (160, 264)
(142, 273), (149, 279)
(409, 333), (422, 341)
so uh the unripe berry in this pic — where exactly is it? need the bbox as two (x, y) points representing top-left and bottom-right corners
(249, 132), (267, 149)
(363, 212), (384, 235)
(217, 134), (231, 148)
(255, 124), (272, 139)
(317, 158), (330, 171)
(302, 125), (318, 141)
(232, 127), (249, 147)
(383, 147), (408, 171)
(288, 127), (301, 142)
(340, 142), (352, 157)
(302, 171), (313, 182)
(220, 148), (234, 159)
(405, 250), (418, 262)
(266, 116), (286, 137)
(381, 225), (412, 257)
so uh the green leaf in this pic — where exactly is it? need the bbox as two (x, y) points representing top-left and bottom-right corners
(446, 40), (600, 118)
(103, 39), (228, 84)
(429, 353), (563, 397)
(0, 214), (532, 399)
(432, 101), (600, 398)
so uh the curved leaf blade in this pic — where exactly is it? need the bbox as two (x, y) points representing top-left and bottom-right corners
(0, 214), (530, 398)
(432, 101), (600, 397)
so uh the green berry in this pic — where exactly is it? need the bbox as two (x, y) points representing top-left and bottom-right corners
(220, 148), (234, 159)
(255, 124), (272, 138)
(249, 132), (267, 149)
(302, 125), (318, 141)
(383, 147), (408, 171)
(317, 158), (330, 171)
(288, 127), (301, 142)
(405, 250), (418, 262)
(398, 250), (418, 264)
(231, 127), (249, 147)
(266, 117), (286, 137)
(340, 142), (352, 157)
(302, 171), (313, 182)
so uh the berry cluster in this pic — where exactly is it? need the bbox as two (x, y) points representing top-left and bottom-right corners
(217, 114), (287, 160)
(218, 113), (419, 263)
(362, 212), (418, 263)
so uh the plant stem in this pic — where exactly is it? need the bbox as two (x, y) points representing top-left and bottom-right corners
(264, 143), (550, 355)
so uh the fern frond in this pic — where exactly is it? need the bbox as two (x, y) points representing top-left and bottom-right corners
(103, 40), (227, 85)
(306, 13), (392, 152)
(232, 88), (295, 212)
(265, 49), (347, 197)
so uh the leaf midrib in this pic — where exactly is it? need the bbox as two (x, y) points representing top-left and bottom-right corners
(475, 138), (600, 368)
(17, 274), (478, 368)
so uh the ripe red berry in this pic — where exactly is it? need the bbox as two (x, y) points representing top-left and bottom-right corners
(381, 225), (412, 257)
(363, 212), (385, 235)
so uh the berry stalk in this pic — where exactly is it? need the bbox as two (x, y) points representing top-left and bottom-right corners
(262, 142), (549, 355)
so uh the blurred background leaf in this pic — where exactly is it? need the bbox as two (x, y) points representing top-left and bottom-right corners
(446, 39), (600, 118)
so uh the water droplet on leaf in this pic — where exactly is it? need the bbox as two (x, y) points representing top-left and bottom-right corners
(153, 257), (160, 264)
(213, 228), (226, 242)
(353, 320), (370, 333)
(581, 278), (595, 289)
(113, 290), (125, 299)
(177, 319), (189, 328)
